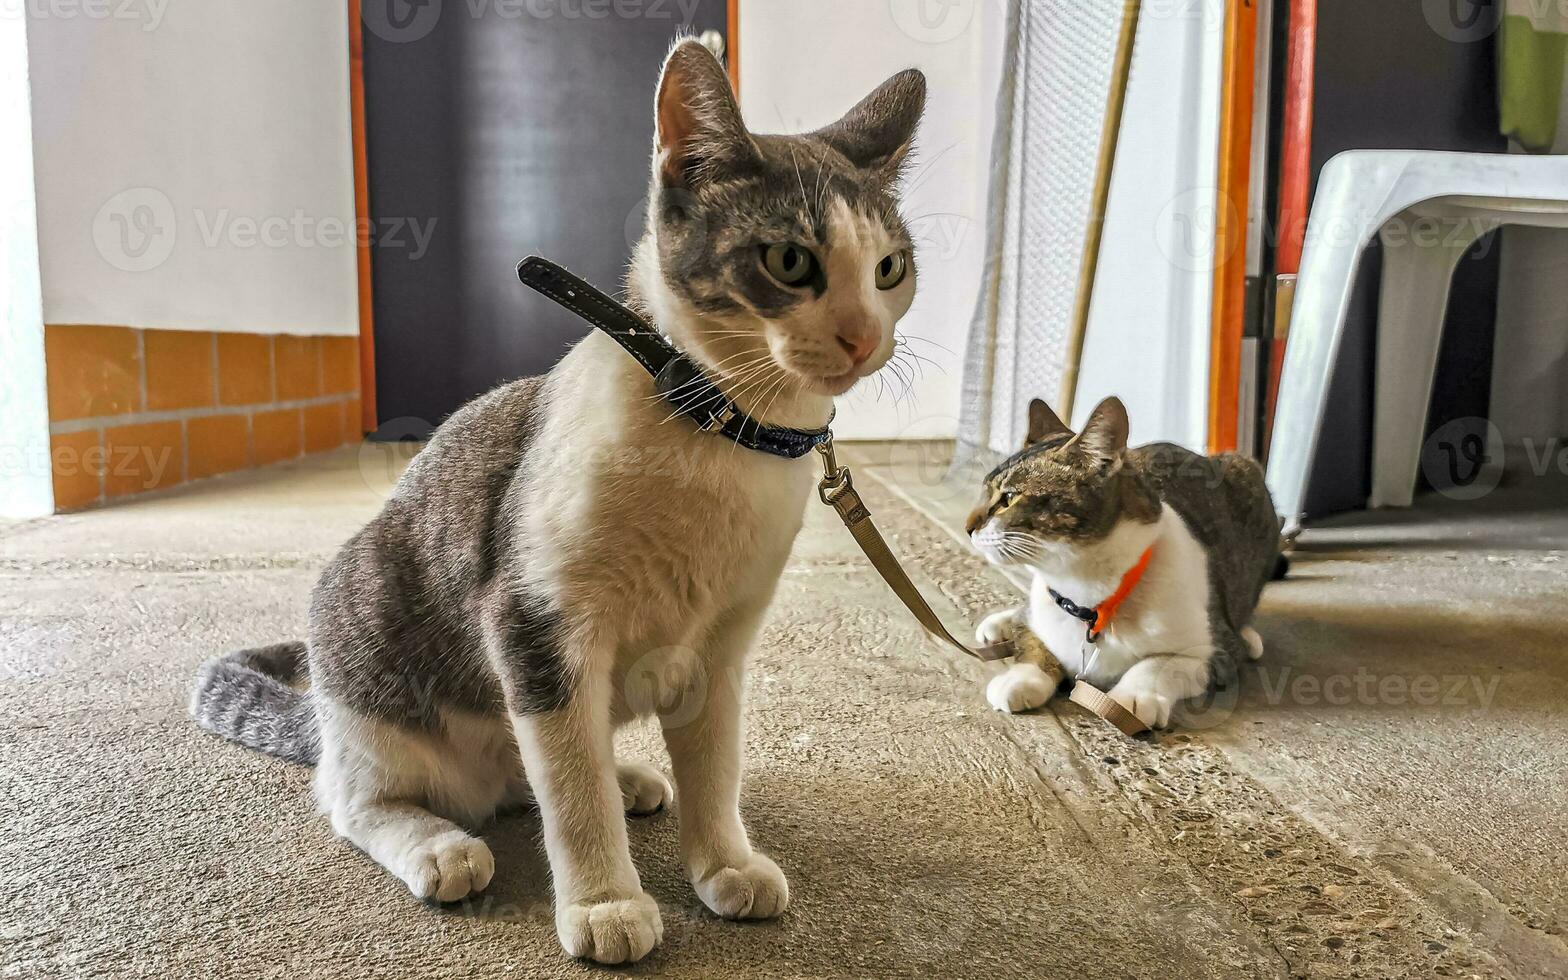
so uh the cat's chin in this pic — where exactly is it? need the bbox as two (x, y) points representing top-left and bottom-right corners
(778, 367), (863, 397)
(813, 371), (863, 396)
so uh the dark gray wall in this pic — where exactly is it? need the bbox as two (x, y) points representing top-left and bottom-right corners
(362, 3), (727, 436)
(1302, 0), (1505, 516)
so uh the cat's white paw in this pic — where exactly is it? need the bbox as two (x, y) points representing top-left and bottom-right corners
(556, 892), (663, 964)
(975, 608), (1021, 646)
(397, 829), (495, 903)
(692, 851), (790, 920)
(987, 662), (1056, 713)
(1108, 677), (1177, 729)
(617, 762), (672, 815)
(1240, 626), (1265, 661)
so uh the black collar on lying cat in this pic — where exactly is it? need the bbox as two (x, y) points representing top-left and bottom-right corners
(1049, 544), (1156, 645)
(517, 256), (833, 460)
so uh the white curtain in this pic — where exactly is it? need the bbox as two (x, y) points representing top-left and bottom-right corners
(958, 0), (1127, 455)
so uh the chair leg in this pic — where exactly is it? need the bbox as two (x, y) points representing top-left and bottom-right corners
(1265, 171), (1389, 531)
(1369, 217), (1494, 509)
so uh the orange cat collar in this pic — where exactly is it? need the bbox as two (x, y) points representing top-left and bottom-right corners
(1048, 545), (1156, 644)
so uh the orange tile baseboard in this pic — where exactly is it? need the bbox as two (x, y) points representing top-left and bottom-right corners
(44, 324), (365, 512)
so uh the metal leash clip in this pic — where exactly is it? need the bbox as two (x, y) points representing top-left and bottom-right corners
(815, 436), (852, 505)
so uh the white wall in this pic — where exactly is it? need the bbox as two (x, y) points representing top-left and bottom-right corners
(739, 0), (1004, 440)
(25, 0), (359, 335)
(1, 14), (53, 518)
(1069, 3), (1224, 450)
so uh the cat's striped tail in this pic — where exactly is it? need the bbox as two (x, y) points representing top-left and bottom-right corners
(189, 640), (320, 765)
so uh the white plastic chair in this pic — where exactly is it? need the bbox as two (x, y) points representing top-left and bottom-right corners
(1265, 150), (1568, 532)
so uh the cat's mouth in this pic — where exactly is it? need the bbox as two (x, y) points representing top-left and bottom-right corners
(769, 359), (868, 397)
(796, 352), (889, 396)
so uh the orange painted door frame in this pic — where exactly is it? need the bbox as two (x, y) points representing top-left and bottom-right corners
(1208, 0), (1259, 453)
(727, 0), (739, 93)
(348, 0), (377, 434)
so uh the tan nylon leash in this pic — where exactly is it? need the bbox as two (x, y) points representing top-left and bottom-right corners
(814, 437), (1014, 663)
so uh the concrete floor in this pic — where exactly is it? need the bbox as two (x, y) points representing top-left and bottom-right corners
(2, 443), (1565, 979)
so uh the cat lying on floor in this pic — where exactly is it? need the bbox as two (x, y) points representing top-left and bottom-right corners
(190, 40), (926, 965)
(966, 397), (1286, 730)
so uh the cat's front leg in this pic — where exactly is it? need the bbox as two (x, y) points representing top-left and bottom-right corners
(510, 688), (662, 963)
(492, 602), (661, 965)
(1106, 653), (1213, 729)
(661, 604), (788, 921)
(975, 606), (1023, 646)
(983, 613), (1064, 713)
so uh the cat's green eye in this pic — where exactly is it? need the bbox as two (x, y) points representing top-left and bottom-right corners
(874, 250), (909, 290)
(762, 243), (817, 287)
(996, 490), (1017, 509)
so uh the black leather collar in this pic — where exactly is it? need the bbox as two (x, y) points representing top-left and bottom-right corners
(517, 256), (832, 460)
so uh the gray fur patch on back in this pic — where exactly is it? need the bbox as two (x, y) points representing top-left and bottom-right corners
(307, 376), (566, 731)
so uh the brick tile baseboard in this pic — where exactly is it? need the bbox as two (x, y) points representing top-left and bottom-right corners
(45, 325), (364, 512)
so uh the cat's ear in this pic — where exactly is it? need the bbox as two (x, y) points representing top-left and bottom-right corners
(810, 68), (926, 179)
(654, 39), (757, 188)
(1025, 398), (1071, 447)
(1071, 396), (1130, 464)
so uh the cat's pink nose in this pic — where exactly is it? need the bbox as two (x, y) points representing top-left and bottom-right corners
(837, 332), (878, 366)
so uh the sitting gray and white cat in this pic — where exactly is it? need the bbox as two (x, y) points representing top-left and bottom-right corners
(966, 397), (1284, 729)
(189, 41), (925, 965)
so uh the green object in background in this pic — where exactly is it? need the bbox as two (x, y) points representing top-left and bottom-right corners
(1499, 0), (1568, 151)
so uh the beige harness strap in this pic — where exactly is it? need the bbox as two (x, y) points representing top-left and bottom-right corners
(1067, 681), (1150, 737)
(814, 440), (1013, 663)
